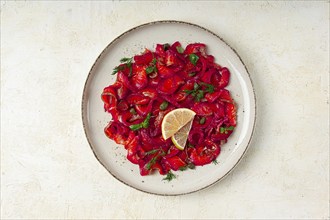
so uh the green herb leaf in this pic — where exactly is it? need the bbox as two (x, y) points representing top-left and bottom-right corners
(184, 83), (205, 102)
(195, 90), (204, 102)
(120, 57), (132, 63)
(160, 101), (169, 110)
(145, 149), (159, 155)
(114, 57), (133, 77)
(112, 65), (125, 75)
(227, 126), (235, 131)
(183, 89), (194, 95)
(194, 82), (200, 90)
(200, 82), (215, 93)
(146, 66), (155, 74)
(141, 113), (151, 128)
(179, 166), (188, 171)
(145, 148), (166, 170)
(212, 159), (219, 165)
(112, 68), (118, 75)
(189, 54), (199, 66)
(146, 156), (157, 170)
(162, 171), (176, 181)
(184, 82), (212, 102)
(188, 72), (197, 77)
(220, 127), (225, 134)
(187, 163), (196, 169)
(145, 58), (157, 75)
(129, 124), (142, 131)
(220, 126), (235, 134)
(199, 117), (206, 125)
(176, 46), (184, 54)
(129, 113), (151, 131)
(179, 162), (195, 171)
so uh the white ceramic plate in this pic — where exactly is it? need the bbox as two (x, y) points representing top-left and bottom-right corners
(82, 21), (256, 195)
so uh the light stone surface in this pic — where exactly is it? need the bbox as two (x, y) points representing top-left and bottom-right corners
(1, 1), (329, 219)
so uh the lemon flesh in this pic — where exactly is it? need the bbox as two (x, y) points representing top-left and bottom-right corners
(171, 119), (193, 150)
(161, 108), (196, 140)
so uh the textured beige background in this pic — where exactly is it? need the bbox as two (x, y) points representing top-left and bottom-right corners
(1, 1), (329, 219)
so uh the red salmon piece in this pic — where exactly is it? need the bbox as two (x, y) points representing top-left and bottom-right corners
(104, 121), (130, 145)
(219, 89), (234, 103)
(112, 81), (129, 99)
(140, 88), (157, 99)
(131, 64), (148, 90)
(219, 67), (230, 88)
(101, 85), (117, 112)
(225, 102), (237, 126)
(138, 160), (152, 176)
(127, 94), (150, 105)
(184, 43), (207, 56)
(192, 102), (215, 116)
(155, 44), (166, 58)
(117, 100), (129, 112)
(189, 139), (220, 166)
(126, 136), (142, 164)
(134, 51), (153, 65)
(163, 156), (186, 171)
(156, 62), (175, 78)
(205, 91), (221, 103)
(163, 145), (180, 159)
(158, 75), (184, 95)
(151, 162), (167, 175)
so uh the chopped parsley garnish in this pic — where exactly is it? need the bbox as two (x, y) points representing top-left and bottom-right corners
(129, 113), (151, 131)
(179, 166), (188, 171)
(200, 82), (215, 93)
(183, 82), (214, 102)
(199, 117), (206, 124)
(151, 58), (157, 65)
(120, 57), (132, 63)
(146, 157), (157, 170)
(195, 90), (204, 102)
(146, 66), (156, 74)
(146, 58), (157, 75)
(179, 163), (196, 171)
(176, 46), (184, 54)
(112, 57), (133, 76)
(212, 159), (219, 165)
(129, 124), (142, 131)
(162, 171), (176, 181)
(194, 82), (199, 90)
(184, 83), (203, 102)
(112, 65), (125, 75)
(159, 101), (169, 110)
(220, 126), (235, 134)
(188, 163), (196, 169)
(145, 149), (165, 170)
(189, 53), (199, 66)
(144, 149), (160, 155)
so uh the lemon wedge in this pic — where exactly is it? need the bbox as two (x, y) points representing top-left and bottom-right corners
(161, 108), (196, 140)
(171, 119), (193, 150)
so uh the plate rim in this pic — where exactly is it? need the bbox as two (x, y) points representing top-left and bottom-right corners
(81, 20), (257, 196)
